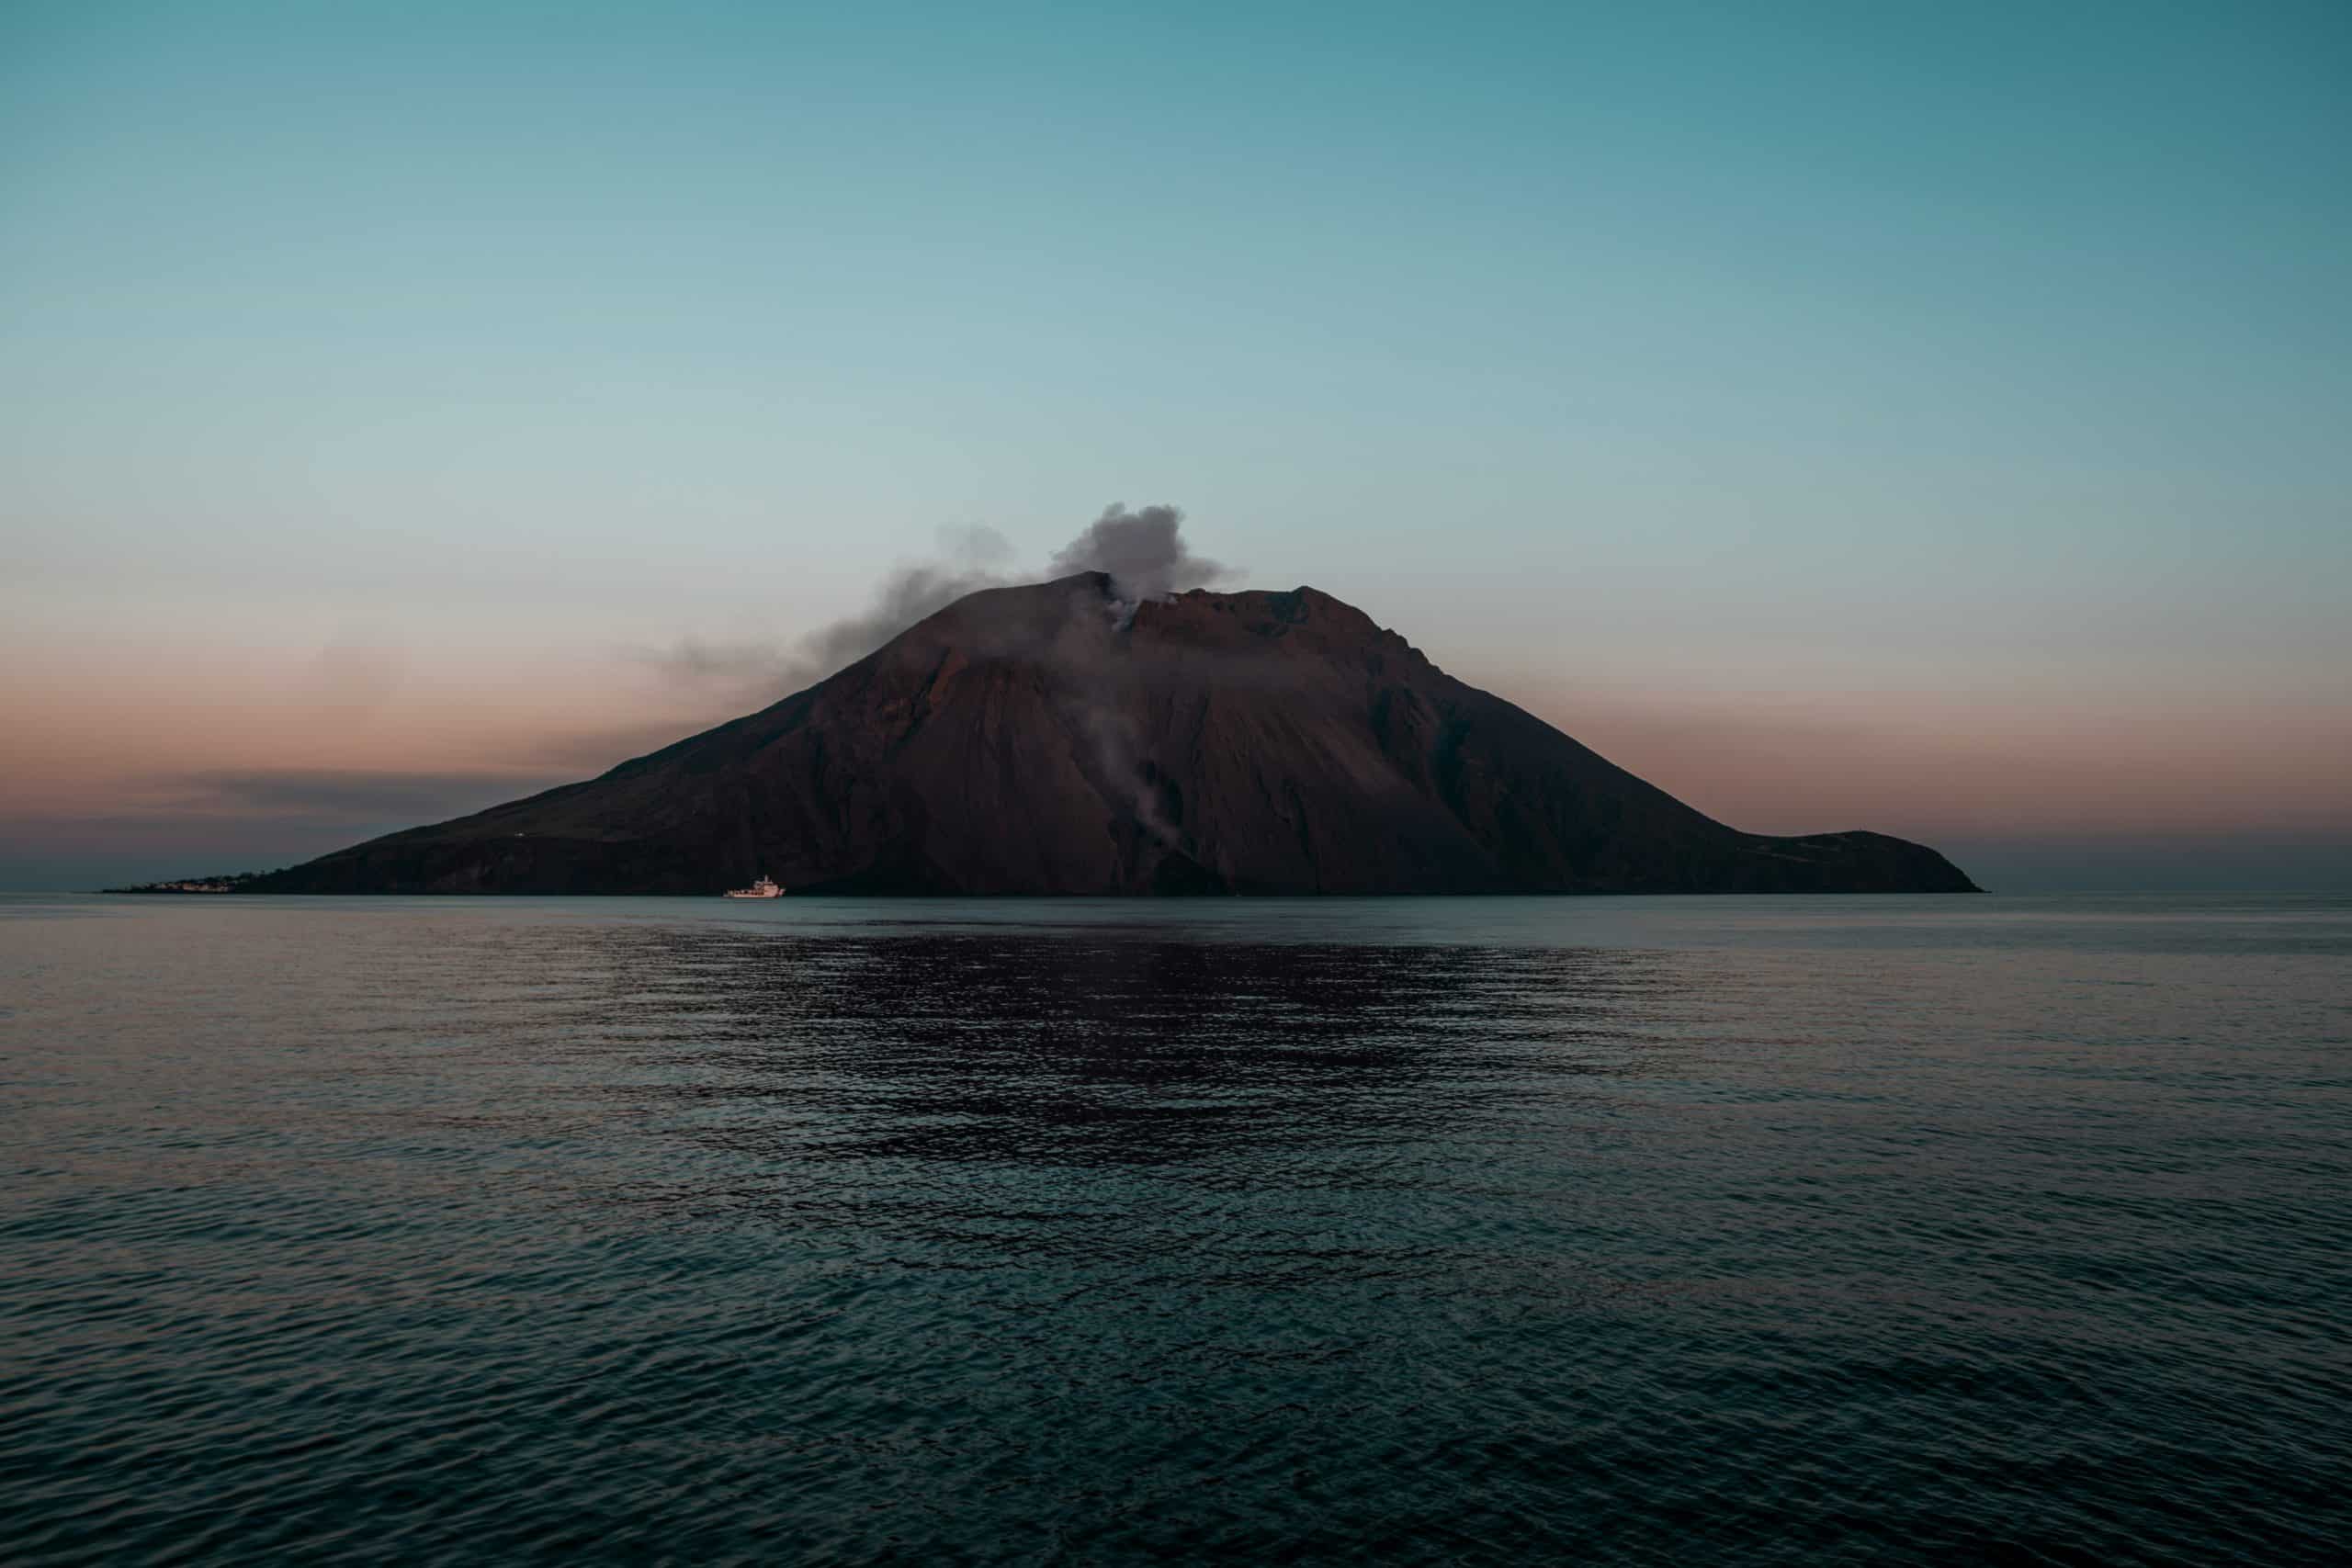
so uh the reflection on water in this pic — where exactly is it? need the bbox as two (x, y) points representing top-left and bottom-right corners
(2, 896), (2347, 1564)
(571, 929), (1688, 1166)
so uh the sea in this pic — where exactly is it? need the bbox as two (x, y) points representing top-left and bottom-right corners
(3, 892), (2346, 1565)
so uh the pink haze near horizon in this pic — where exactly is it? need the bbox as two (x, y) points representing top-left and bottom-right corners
(5, 550), (2346, 892)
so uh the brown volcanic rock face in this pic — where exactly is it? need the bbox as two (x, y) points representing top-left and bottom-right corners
(252, 575), (1978, 895)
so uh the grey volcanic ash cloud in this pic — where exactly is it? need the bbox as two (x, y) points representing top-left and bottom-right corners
(642, 504), (1236, 704)
(638, 525), (1014, 700)
(797, 527), (1017, 675)
(1042, 503), (1234, 839)
(1048, 503), (1234, 604)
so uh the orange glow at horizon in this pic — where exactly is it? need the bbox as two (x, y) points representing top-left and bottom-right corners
(7, 630), (2347, 866)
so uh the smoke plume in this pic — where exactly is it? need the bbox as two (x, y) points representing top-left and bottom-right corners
(1047, 503), (1233, 604)
(1041, 503), (1233, 849)
(638, 525), (1012, 701)
(798, 528), (1015, 671)
(641, 503), (1236, 714)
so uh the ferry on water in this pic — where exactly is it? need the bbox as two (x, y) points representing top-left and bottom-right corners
(723, 875), (784, 899)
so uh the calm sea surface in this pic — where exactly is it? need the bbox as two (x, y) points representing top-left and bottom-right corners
(3, 893), (2347, 1564)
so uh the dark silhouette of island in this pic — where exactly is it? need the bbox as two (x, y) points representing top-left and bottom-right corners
(247, 575), (1978, 895)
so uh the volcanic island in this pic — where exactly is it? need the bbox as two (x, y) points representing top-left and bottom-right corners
(245, 575), (1978, 896)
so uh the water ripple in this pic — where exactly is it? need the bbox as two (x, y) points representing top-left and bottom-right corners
(2, 894), (2348, 1563)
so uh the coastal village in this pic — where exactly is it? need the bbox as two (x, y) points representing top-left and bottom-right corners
(102, 873), (268, 895)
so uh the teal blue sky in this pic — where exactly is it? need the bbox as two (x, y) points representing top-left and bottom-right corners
(3, 1), (2346, 888)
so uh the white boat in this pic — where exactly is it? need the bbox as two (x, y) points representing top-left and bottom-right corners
(723, 875), (784, 899)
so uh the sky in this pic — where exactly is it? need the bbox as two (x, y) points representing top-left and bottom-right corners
(3, 0), (2346, 891)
